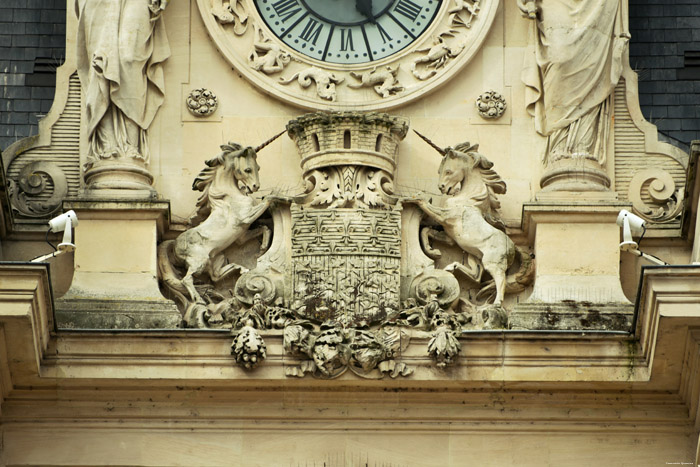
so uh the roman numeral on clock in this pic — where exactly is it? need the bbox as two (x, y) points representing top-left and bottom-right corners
(376, 22), (393, 43)
(340, 29), (355, 52)
(299, 17), (323, 45)
(394, 0), (422, 22)
(271, 0), (301, 23)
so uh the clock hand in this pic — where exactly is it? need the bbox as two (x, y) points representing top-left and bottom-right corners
(355, 0), (376, 23)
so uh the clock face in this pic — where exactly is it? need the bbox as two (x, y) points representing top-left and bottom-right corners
(196, 0), (500, 110)
(254, 0), (442, 64)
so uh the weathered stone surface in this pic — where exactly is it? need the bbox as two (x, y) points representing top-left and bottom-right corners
(54, 298), (181, 329)
(0, 1), (698, 464)
(509, 302), (634, 331)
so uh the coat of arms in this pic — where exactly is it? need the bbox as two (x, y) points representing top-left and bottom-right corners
(158, 111), (534, 377)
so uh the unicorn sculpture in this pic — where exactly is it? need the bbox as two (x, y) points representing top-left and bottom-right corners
(407, 132), (533, 307)
(158, 132), (285, 322)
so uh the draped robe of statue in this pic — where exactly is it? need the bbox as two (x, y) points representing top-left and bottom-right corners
(521, 0), (628, 166)
(76, 0), (170, 167)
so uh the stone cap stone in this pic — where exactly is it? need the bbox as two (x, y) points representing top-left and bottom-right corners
(520, 201), (633, 244)
(62, 198), (172, 238)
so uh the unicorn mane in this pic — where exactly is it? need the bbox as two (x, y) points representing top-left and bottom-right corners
(443, 146), (507, 231)
(189, 142), (246, 226)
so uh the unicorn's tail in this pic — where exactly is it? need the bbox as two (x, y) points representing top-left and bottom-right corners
(157, 239), (189, 310)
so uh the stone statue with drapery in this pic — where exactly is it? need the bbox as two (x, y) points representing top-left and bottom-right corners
(75, 0), (170, 189)
(518, 0), (630, 186)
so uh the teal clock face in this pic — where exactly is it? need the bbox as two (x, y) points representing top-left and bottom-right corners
(255, 0), (442, 65)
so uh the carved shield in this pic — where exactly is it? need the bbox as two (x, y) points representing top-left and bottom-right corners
(290, 206), (401, 326)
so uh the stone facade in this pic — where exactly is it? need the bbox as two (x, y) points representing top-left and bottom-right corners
(3, 2), (700, 152)
(0, 1), (699, 465)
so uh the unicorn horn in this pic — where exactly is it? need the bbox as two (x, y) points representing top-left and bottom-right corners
(413, 129), (446, 156)
(254, 129), (287, 153)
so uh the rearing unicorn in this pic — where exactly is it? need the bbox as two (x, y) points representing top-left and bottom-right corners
(159, 133), (285, 312)
(407, 134), (533, 306)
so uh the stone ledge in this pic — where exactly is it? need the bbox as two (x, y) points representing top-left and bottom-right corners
(62, 198), (172, 236)
(509, 302), (634, 331)
(54, 298), (181, 330)
(520, 201), (632, 243)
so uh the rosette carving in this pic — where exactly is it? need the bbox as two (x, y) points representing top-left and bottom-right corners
(476, 90), (507, 119)
(186, 88), (218, 117)
(628, 168), (684, 223)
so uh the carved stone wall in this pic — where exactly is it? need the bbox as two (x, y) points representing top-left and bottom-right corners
(613, 75), (690, 230)
(4, 72), (81, 223)
(0, 1), (699, 464)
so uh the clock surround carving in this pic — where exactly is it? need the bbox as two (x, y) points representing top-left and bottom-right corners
(196, 0), (499, 110)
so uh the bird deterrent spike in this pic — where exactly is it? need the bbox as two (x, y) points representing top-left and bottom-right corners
(413, 129), (446, 156)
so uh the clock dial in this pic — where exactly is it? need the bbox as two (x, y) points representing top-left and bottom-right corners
(197, 0), (500, 109)
(255, 0), (442, 64)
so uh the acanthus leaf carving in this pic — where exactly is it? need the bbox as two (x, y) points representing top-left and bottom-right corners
(305, 167), (396, 209)
(427, 324), (462, 368)
(307, 170), (345, 208)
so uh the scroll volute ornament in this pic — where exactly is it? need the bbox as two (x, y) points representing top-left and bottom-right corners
(10, 162), (69, 217)
(628, 168), (684, 223)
